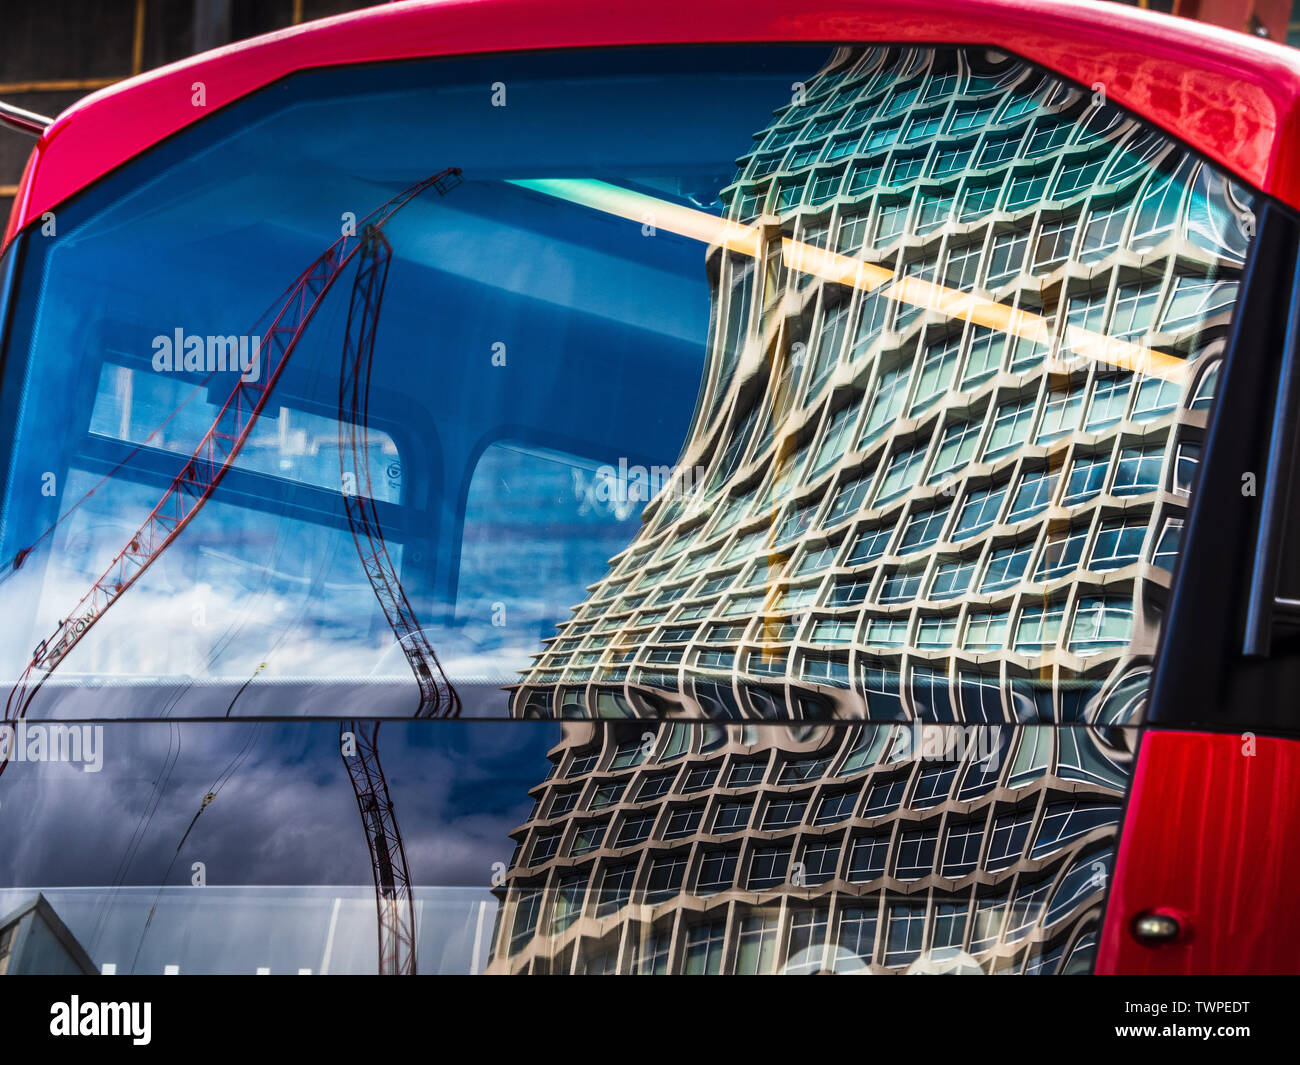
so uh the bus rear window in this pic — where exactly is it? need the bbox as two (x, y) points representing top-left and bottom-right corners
(0, 44), (1255, 719)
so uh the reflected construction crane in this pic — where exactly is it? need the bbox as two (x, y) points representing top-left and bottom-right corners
(341, 719), (418, 974)
(2, 169), (463, 976)
(337, 221), (459, 720)
(334, 217), (462, 974)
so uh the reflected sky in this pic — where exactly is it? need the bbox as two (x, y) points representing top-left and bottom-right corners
(0, 47), (833, 704)
(0, 721), (560, 972)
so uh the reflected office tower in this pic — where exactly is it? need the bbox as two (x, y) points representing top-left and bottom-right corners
(492, 45), (1252, 972)
(486, 721), (1127, 974)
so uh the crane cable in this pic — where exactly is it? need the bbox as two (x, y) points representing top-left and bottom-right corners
(128, 722), (262, 974)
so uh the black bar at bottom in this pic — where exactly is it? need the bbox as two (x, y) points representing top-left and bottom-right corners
(0, 972), (1290, 1053)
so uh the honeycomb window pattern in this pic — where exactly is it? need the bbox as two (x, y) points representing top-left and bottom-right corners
(510, 44), (1254, 726)
(486, 721), (1125, 974)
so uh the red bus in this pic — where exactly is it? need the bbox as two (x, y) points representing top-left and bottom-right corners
(0, 0), (1297, 976)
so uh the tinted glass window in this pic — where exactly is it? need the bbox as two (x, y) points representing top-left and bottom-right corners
(1, 44), (1252, 722)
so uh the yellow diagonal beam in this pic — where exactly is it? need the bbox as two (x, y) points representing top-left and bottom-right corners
(509, 178), (1184, 382)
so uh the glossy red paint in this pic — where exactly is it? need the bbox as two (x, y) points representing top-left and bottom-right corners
(7, 0), (1300, 250)
(1098, 729), (1300, 975)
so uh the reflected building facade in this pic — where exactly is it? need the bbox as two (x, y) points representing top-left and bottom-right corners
(493, 43), (1249, 972)
(486, 721), (1125, 974)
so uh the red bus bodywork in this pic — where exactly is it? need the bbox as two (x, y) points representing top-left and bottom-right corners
(6, 0), (1300, 975)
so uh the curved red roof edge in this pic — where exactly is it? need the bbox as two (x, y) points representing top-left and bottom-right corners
(6, 0), (1300, 250)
